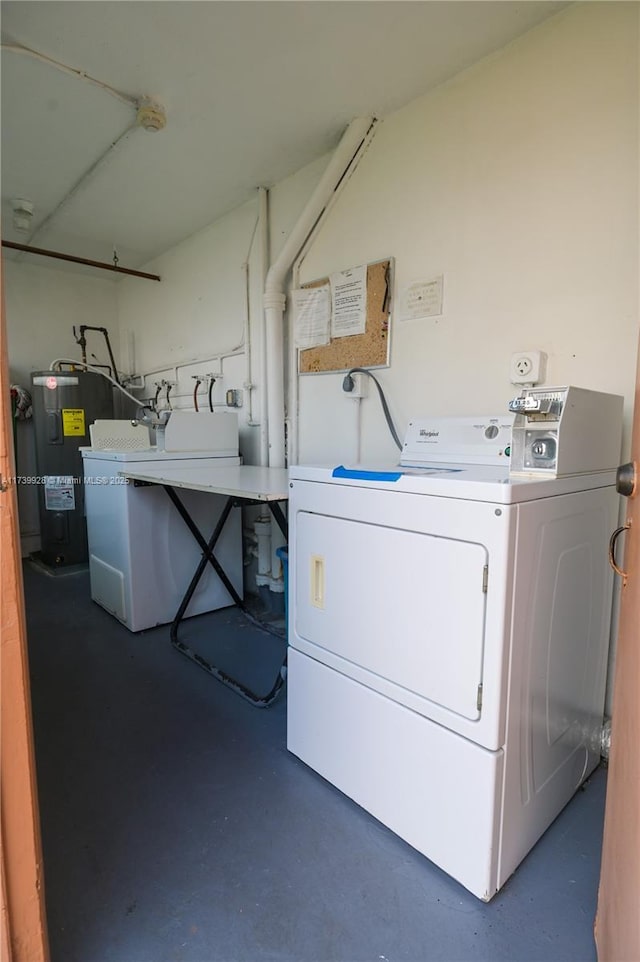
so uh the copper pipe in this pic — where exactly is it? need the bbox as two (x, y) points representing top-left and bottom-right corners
(1, 240), (161, 281)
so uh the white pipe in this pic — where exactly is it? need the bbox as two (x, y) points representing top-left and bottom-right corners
(28, 122), (138, 247)
(127, 331), (136, 379)
(287, 260), (302, 465)
(49, 358), (145, 409)
(1, 43), (139, 107)
(140, 349), (240, 382)
(254, 518), (272, 575)
(241, 261), (256, 425)
(263, 298), (287, 468)
(264, 116), (375, 468)
(258, 187), (270, 466)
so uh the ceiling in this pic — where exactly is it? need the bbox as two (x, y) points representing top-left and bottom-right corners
(1, 1), (569, 274)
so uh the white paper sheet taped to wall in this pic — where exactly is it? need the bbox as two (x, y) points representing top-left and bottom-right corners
(331, 265), (367, 338)
(399, 274), (444, 321)
(293, 284), (331, 349)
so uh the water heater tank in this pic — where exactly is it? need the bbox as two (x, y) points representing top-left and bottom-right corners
(31, 370), (114, 568)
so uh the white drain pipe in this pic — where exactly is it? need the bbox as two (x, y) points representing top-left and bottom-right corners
(254, 518), (273, 574)
(263, 116), (376, 468)
(257, 187), (270, 468)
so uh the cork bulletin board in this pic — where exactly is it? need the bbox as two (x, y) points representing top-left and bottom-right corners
(298, 258), (393, 374)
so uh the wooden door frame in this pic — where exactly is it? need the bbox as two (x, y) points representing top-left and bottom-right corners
(595, 21), (640, 951)
(595, 351), (640, 958)
(0, 262), (49, 961)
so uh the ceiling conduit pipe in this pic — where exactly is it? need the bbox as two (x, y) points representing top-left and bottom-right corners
(263, 116), (375, 468)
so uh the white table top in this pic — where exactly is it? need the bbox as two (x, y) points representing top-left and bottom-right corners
(119, 464), (290, 502)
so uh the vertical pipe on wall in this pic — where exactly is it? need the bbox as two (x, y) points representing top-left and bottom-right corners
(263, 116), (376, 468)
(288, 260), (302, 466)
(263, 293), (287, 468)
(127, 331), (136, 380)
(257, 188), (270, 467)
(241, 261), (255, 426)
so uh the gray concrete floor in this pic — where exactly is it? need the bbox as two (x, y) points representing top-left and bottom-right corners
(24, 563), (606, 962)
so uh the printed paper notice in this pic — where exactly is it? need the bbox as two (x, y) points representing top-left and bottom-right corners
(44, 476), (76, 511)
(399, 275), (444, 321)
(293, 285), (331, 349)
(331, 265), (367, 338)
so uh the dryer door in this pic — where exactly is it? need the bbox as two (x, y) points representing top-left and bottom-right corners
(295, 511), (488, 721)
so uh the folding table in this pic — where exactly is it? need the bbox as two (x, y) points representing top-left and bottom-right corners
(120, 464), (289, 707)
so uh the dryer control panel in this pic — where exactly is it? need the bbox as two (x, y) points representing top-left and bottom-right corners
(509, 385), (623, 477)
(402, 415), (513, 465)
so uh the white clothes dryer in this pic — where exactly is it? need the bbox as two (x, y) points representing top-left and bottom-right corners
(287, 408), (621, 900)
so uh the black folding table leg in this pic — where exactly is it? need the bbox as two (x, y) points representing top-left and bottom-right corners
(164, 488), (242, 609)
(164, 485), (287, 708)
(173, 646), (287, 708)
(269, 500), (288, 539)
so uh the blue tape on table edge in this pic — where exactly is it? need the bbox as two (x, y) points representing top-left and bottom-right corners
(332, 465), (402, 482)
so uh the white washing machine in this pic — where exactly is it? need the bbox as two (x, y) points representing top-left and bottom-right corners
(82, 413), (243, 632)
(287, 400), (622, 900)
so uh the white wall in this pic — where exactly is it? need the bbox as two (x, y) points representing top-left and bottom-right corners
(4, 260), (119, 549)
(296, 2), (639, 466)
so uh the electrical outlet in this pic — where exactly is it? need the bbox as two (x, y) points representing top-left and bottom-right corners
(510, 351), (546, 385)
(342, 373), (368, 398)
